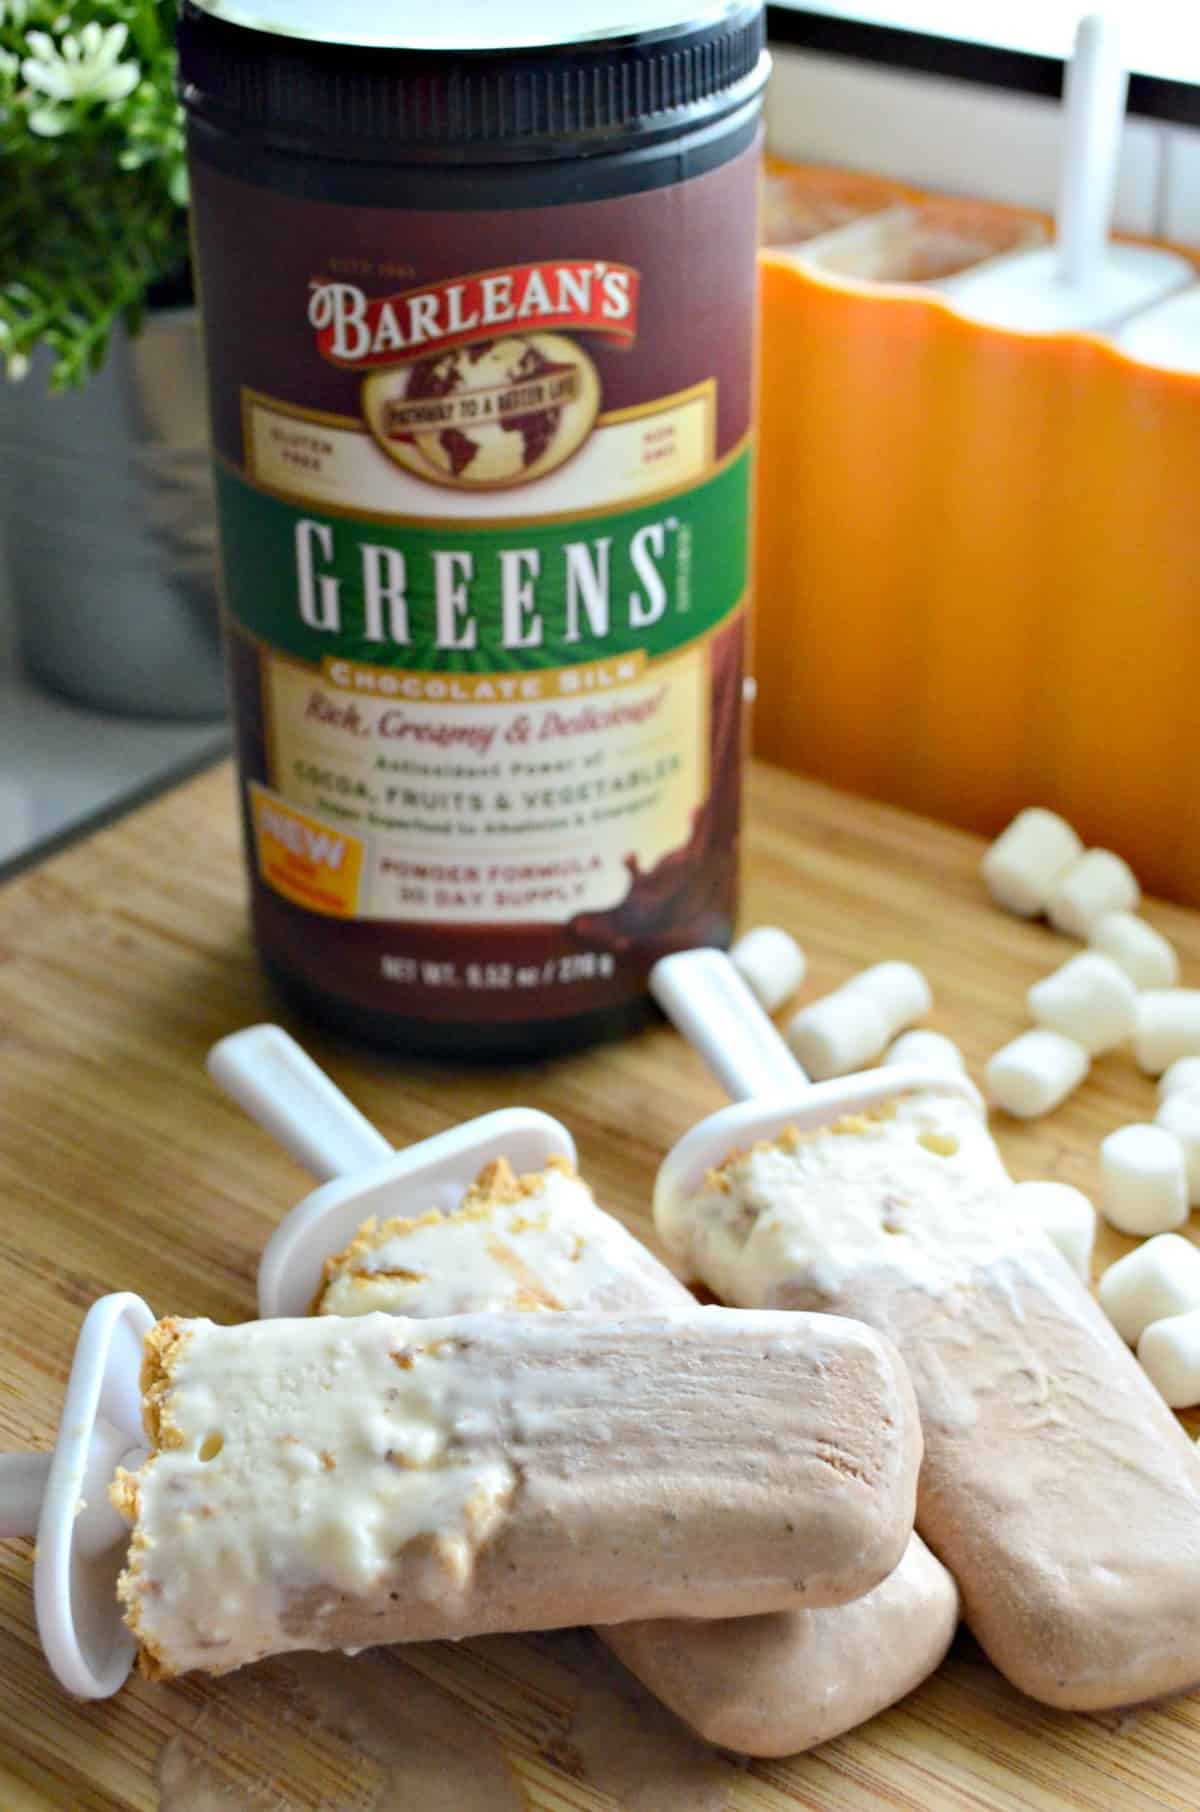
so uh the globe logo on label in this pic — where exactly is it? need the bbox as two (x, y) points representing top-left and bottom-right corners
(308, 258), (639, 493)
(362, 332), (602, 490)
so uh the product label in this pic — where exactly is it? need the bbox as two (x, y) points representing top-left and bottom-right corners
(190, 144), (759, 1027)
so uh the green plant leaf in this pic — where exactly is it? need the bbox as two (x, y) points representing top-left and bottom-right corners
(0, 0), (188, 389)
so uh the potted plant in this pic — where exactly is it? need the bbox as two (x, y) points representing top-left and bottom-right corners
(0, 0), (225, 718)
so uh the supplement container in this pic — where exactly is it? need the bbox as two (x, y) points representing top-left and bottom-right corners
(179, 0), (767, 1057)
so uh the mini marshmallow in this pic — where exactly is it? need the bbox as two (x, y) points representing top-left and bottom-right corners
(847, 961), (933, 1032)
(1089, 911), (1179, 991)
(985, 1029), (1089, 1119)
(1098, 1233), (1200, 1345)
(786, 986), (889, 1082)
(1159, 1057), (1200, 1104)
(1027, 951), (1137, 1055)
(788, 962), (931, 1082)
(1139, 1310), (1200, 1409)
(882, 1029), (967, 1076)
(1011, 1180), (1096, 1282)
(1156, 1094), (1200, 1204)
(1047, 850), (1140, 939)
(1135, 992), (1200, 1076)
(1099, 1124), (1188, 1237)
(730, 926), (807, 1014)
(981, 808), (1083, 917)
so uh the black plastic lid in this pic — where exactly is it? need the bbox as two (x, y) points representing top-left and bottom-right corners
(177, 0), (767, 162)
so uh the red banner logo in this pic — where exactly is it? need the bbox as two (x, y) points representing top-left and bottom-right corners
(308, 261), (640, 369)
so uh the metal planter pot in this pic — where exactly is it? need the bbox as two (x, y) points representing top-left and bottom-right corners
(0, 307), (226, 721)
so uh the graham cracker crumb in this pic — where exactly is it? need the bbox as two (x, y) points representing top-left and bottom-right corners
(140, 1318), (193, 1449)
(314, 1156), (588, 1313)
(707, 1096), (910, 1184)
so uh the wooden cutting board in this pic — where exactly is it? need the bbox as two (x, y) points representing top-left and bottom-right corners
(3, 760), (1200, 1812)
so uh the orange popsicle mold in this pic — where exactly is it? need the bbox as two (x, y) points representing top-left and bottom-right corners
(754, 184), (1200, 903)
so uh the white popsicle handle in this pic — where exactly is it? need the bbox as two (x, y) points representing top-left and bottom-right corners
(207, 1024), (393, 1181)
(1057, 12), (1128, 287)
(0, 1453), (51, 1540)
(650, 948), (809, 1102)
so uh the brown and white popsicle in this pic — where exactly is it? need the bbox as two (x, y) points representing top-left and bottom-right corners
(211, 1025), (955, 1753)
(106, 1029), (925, 1685)
(313, 1156), (958, 1755)
(114, 1299), (918, 1678)
(651, 948), (1200, 1712)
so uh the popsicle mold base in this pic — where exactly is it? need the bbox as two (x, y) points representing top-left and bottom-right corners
(257, 1105), (578, 1318)
(22, 1293), (155, 1700)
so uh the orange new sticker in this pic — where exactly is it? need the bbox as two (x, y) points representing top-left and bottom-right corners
(249, 785), (364, 918)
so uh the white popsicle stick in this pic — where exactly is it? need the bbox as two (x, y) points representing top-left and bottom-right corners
(650, 946), (808, 1098)
(207, 1025), (577, 1318)
(0, 1292), (155, 1698)
(1056, 12), (1127, 289)
(649, 949), (981, 1230)
(948, 14), (1191, 332)
(208, 1023), (393, 1180)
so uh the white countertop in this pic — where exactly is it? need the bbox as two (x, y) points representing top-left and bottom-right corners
(0, 559), (230, 879)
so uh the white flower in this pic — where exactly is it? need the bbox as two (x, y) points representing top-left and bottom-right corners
(0, 48), (20, 81)
(5, 352), (30, 383)
(22, 21), (139, 106)
(28, 100), (66, 132)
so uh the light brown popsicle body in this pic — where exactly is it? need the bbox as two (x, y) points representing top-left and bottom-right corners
(603, 1531), (958, 1756)
(317, 1159), (958, 1754)
(115, 1302), (920, 1679)
(658, 1086), (1200, 1711)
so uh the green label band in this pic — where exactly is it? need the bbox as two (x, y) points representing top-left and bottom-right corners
(215, 449), (750, 675)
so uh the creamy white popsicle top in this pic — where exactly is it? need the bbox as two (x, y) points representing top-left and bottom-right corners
(115, 1312), (517, 1675)
(656, 1085), (1021, 1305)
(318, 1157), (682, 1319)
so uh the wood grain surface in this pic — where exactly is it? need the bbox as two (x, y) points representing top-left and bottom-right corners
(2, 759), (1199, 1812)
